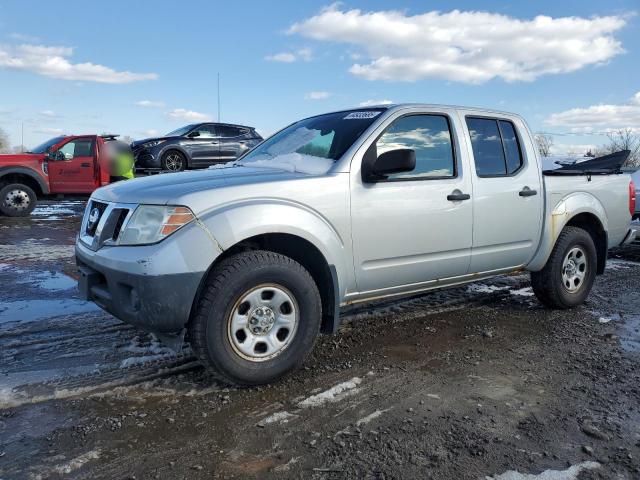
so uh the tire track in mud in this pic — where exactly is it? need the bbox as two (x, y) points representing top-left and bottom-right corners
(0, 274), (531, 408)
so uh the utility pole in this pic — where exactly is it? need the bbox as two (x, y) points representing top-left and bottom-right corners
(217, 73), (221, 122)
(21, 122), (24, 152)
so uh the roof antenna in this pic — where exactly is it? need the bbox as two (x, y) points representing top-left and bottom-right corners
(217, 73), (221, 123)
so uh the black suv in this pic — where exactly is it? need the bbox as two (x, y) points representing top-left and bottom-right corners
(132, 123), (263, 171)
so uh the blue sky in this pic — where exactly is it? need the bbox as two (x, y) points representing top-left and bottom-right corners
(0, 0), (638, 154)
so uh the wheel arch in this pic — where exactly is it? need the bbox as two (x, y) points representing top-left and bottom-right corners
(160, 147), (189, 169)
(189, 232), (341, 335)
(528, 192), (608, 273)
(0, 167), (48, 195)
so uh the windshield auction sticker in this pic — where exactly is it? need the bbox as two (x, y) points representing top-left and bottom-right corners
(344, 111), (382, 120)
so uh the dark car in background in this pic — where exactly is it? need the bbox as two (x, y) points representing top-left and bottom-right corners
(132, 123), (263, 172)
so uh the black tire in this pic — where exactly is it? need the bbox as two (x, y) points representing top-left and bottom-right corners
(0, 183), (37, 217)
(190, 250), (322, 386)
(161, 150), (187, 172)
(531, 226), (597, 309)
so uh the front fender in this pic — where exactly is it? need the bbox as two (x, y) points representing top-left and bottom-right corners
(0, 166), (50, 194)
(527, 192), (607, 271)
(198, 198), (353, 299)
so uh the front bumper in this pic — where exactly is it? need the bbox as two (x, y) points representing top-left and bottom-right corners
(132, 147), (159, 169)
(75, 221), (220, 334)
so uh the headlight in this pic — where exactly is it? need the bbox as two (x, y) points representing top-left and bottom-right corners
(119, 205), (195, 245)
(142, 140), (165, 148)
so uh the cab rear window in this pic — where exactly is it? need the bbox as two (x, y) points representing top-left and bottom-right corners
(466, 117), (523, 177)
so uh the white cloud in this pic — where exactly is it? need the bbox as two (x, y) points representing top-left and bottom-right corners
(550, 143), (598, 155)
(359, 99), (393, 107)
(0, 43), (158, 84)
(135, 100), (165, 108)
(39, 110), (57, 117)
(546, 91), (640, 132)
(265, 48), (313, 63)
(305, 91), (332, 100)
(166, 108), (212, 122)
(8, 33), (40, 42)
(288, 5), (627, 83)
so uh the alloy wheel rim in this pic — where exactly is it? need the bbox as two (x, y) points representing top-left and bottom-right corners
(165, 154), (183, 171)
(4, 189), (30, 212)
(561, 246), (587, 293)
(227, 283), (299, 362)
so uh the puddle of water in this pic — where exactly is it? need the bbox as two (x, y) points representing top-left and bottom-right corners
(619, 314), (640, 352)
(0, 299), (99, 325)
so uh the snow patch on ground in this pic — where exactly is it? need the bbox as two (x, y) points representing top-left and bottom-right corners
(467, 284), (509, 294)
(51, 449), (101, 475)
(607, 259), (639, 270)
(258, 411), (298, 427)
(487, 461), (600, 480)
(356, 408), (392, 426)
(509, 287), (535, 297)
(297, 377), (362, 408)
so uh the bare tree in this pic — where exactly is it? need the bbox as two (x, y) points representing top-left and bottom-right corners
(601, 128), (640, 166)
(534, 133), (553, 157)
(0, 127), (10, 153)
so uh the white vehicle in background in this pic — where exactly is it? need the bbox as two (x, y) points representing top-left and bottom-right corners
(76, 104), (637, 386)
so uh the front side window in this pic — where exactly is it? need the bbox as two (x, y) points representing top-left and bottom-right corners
(191, 124), (217, 138)
(58, 139), (94, 159)
(466, 117), (523, 176)
(375, 114), (455, 180)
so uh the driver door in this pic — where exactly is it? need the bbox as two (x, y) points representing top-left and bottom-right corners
(350, 111), (473, 295)
(48, 137), (96, 193)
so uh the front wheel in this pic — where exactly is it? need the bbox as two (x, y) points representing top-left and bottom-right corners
(161, 151), (187, 172)
(531, 226), (597, 309)
(189, 250), (322, 386)
(0, 183), (37, 217)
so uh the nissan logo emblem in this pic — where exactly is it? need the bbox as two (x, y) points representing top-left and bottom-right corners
(88, 207), (101, 228)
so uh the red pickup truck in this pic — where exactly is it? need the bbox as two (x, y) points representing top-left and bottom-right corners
(0, 135), (117, 216)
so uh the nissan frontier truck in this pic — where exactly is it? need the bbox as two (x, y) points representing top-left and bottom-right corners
(75, 104), (636, 386)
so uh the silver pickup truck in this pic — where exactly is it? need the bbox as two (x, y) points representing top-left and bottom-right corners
(76, 104), (636, 386)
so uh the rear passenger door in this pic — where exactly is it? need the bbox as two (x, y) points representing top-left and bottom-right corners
(460, 113), (543, 273)
(216, 125), (243, 161)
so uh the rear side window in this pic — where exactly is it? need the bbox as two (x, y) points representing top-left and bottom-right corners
(376, 114), (455, 180)
(217, 126), (241, 138)
(466, 117), (523, 176)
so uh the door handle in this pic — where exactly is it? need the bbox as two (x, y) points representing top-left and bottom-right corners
(519, 187), (537, 197)
(80, 163), (91, 167)
(447, 191), (471, 201)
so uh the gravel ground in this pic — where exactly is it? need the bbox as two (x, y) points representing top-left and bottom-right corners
(0, 201), (639, 479)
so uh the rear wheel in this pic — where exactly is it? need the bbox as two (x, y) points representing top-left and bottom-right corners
(0, 183), (37, 217)
(531, 226), (597, 309)
(161, 151), (186, 172)
(190, 250), (322, 386)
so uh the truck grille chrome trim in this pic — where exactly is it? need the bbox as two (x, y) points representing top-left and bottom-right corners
(79, 200), (138, 251)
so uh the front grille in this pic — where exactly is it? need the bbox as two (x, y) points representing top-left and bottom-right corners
(80, 201), (134, 250)
(112, 209), (129, 241)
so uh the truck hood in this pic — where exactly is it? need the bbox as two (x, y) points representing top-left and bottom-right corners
(92, 165), (307, 207)
(0, 153), (44, 164)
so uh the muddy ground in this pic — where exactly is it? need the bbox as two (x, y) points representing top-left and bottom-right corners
(0, 200), (639, 479)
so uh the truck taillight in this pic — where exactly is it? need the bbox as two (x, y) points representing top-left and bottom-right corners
(629, 180), (636, 217)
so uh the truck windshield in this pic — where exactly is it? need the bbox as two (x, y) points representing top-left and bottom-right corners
(28, 136), (66, 154)
(165, 125), (195, 137)
(238, 109), (386, 174)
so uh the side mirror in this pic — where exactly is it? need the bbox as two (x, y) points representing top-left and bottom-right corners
(47, 150), (64, 161)
(372, 149), (416, 177)
(187, 131), (200, 138)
